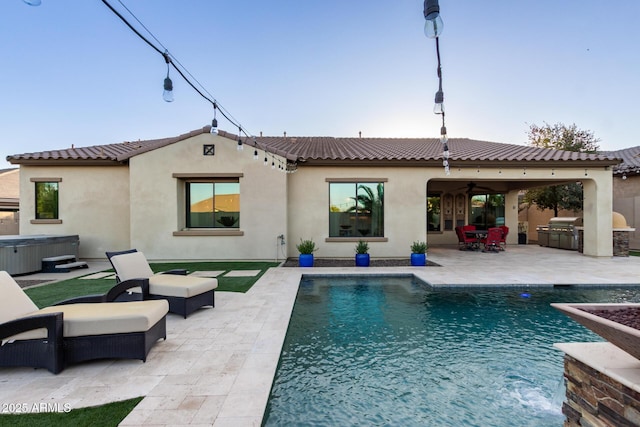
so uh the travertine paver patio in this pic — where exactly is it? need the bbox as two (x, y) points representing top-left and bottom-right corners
(1, 245), (640, 426)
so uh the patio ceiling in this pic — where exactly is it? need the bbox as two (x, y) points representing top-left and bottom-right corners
(428, 178), (580, 194)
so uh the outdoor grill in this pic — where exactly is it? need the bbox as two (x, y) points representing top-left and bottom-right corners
(536, 217), (582, 250)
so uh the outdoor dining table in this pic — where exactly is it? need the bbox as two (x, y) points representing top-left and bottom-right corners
(464, 230), (488, 249)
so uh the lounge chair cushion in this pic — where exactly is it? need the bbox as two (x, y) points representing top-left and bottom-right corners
(7, 300), (169, 341)
(109, 251), (155, 281)
(110, 251), (217, 298)
(148, 275), (217, 298)
(0, 271), (40, 324)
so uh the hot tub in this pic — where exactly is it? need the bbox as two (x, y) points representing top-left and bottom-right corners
(0, 235), (80, 275)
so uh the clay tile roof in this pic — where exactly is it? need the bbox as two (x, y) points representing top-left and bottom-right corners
(6, 126), (621, 168)
(251, 135), (618, 167)
(601, 146), (640, 175)
(6, 128), (210, 165)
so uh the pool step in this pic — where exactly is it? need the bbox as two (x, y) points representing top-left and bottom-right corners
(41, 255), (88, 273)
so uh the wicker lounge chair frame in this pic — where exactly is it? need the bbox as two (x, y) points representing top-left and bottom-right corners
(0, 277), (166, 374)
(106, 249), (215, 318)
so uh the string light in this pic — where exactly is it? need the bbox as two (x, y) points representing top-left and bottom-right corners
(162, 51), (174, 102)
(237, 127), (243, 151)
(423, 0), (443, 38)
(210, 103), (218, 134)
(25, 0), (296, 172)
(424, 0), (449, 176)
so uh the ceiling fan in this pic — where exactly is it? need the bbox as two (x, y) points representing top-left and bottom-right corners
(455, 182), (496, 194)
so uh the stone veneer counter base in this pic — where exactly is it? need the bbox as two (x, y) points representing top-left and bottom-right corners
(554, 342), (640, 426)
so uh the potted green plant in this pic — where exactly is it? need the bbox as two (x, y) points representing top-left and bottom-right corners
(296, 239), (317, 267)
(410, 241), (427, 266)
(355, 240), (370, 267)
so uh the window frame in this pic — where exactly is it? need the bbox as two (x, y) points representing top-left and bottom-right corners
(172, 173), (244, 236)
(326, 178), (387, 241)
(30, 177), (62, 224)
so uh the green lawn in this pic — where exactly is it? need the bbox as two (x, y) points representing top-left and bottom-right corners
(25, 261), (280, 308)
(0, 397), (142, 427)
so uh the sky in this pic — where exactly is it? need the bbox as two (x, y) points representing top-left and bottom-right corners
(2, 0), (639, 167)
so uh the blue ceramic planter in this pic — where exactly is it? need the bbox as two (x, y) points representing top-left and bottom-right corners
(355, 253), (370, 267)
(410, 253), (426, 266)
(299, 254), (314, 267)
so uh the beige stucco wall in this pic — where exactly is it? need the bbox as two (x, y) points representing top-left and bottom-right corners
(18, 165), (131, 258)
(0, 168), (20, 199)
(287, 165), (428, 258)
(0, 168), (20, 235)
(287, 164), (614, 258)
(612, 175), (639, 250)
(128, 133), (288, 260)
(519, 205), (580, 242)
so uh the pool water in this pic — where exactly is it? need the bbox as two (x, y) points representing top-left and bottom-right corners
(263, 276), (640, 427)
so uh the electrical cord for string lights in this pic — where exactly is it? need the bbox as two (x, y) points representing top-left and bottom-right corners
(100, 0), (296, 170)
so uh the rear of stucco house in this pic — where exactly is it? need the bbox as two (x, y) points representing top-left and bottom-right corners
(6, 126), (621, 260)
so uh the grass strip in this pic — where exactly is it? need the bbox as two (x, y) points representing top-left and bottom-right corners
(25, 261), (280, 308)
(0, 397), (143, 427)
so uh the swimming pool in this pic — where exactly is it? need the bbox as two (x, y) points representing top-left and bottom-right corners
(263, 276), (640, 426)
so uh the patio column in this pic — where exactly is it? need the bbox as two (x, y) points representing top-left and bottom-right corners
(582, 177), (613, 257)
(504, 191), (519, 245)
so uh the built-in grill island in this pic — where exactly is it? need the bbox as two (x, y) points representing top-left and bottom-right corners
(536, 217), (582, 251)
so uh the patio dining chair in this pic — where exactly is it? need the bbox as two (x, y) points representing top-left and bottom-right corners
(499, 225), (509, 250)
(455, 226), (478, 250)
(106, 249), (217, 318)
(482, 227), (503, 253)
(0, 271), (168, 374)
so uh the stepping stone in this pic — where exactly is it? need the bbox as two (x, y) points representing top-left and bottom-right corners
(224, 270), (261, 277)
(189, 271), (225, 278)
(80, 272), (116, 280)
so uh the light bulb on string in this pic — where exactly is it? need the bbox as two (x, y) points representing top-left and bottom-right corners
(434, 90), (444, 114)
(264, 153), (268, 166)
(237, 127), (243, 151)
(252, 138), (258, 160)
(423, 0), (443, 38)
(210, 104), (218, 134)
(271, 160), (276, 169)
(440, 126), (449, 158)
(162, 52), (174, 102)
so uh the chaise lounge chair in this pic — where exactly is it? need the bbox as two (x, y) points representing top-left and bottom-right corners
(106, 249), (217, 318)
(0, 271), (168, 374)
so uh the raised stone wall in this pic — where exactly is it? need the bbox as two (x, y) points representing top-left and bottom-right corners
(578, 229), (632, 256)
(613, 230), (630, 257)
(562, 354), (640, 426)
